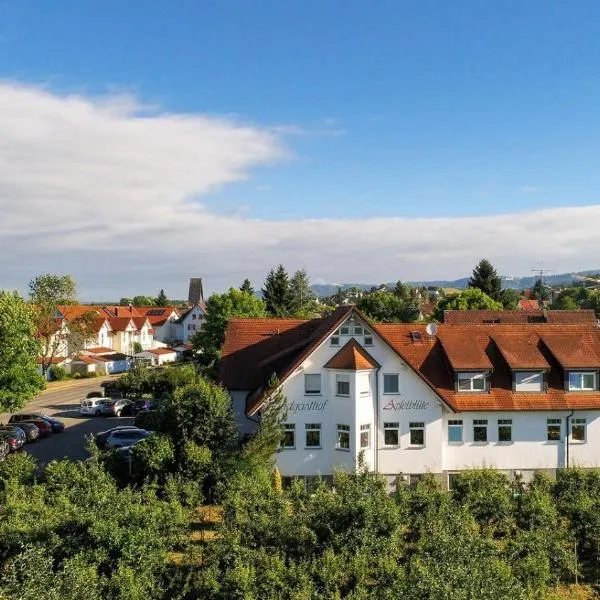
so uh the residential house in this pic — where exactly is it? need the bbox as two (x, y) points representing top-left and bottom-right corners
(135, 347), (177, 366)
(221, 306), (600, 487)
(141, 307), (181, 344)
(175, 303), (206, 344)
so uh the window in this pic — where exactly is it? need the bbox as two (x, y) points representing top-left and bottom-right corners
(457, 372), (486, 392)
(547, 418), (561, 441)
(192, 314), (197, 320)
(331, 335), (340, 346)
(383, 374), (399, 394)
(364, 329), (373, 346)
(360, 424), (370, 448)
(473, 419), (488, 442)
(515, 371), (543, 392)
(336, 424), (350, 450)
(498, 419), (512, 442)
(336, 374), (350, 396)
(354, 325), (364, 335)
(572, 418), (586, 442)
(305, 423), (321, 448)
(448, 419), (463, 443)
(384, 422), (399, 446)
(409, 422), (425, 446)
(281, 424), (295, 448)
(358, 373), (370, 396)
(340, 325), (350, 335)
(304, 374), (321, 395)
(568, 372), (597, 391)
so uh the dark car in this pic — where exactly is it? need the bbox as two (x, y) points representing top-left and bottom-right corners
(100, 399), (133, 417)
(9, 413), (64, 433)
(1, 422), (39, 442)
(94, 426), (150, 449)
(0, 438), (9, 462)
(132, 399), (152, 415)
(9, 417), (52, 437)
(0, 429), (25, 452)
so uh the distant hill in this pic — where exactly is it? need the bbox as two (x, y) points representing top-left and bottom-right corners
(311, 270), (600, 298)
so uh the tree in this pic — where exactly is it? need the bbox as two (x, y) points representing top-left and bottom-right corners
(29, 274), (97, 374)
(468, 259), (503, 302)
(500, 288), (522, 310)
(357, 291), (420, 323)
(119, 297), (133, 306)
(191, 288), (266, 375)
(262, 265), (293, 316)
(0, 291), (45, 412)
(530, 279), (551, 302)
(289, 269), (318, 317)
(155, 289), (169, 307)
(435, 287), (503, 320)
(132, 295), (155, 307)
(240, 279), (254, 295)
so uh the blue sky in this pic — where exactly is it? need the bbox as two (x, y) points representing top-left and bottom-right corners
(1, 1), (600, 297)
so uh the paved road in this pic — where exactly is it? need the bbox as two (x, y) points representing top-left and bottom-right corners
(1, 377), (134, 465)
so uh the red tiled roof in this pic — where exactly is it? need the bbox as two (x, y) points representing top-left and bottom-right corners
(108, 317), (135, 332)
(324, 339), (380, 370)
(149, 347), (177, 355)
(444, 309), (597, 324)
(221, 308), (600, 414)
(518, 299), (541, 311)
(72, 354), (101, 365)
(85, 346), (114, 355)
(36, 356), (67, 364)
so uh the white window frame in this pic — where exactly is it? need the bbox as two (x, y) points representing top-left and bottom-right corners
(547, 418), (561, 442)
(305, 423), (322, 449)
(457, 372), (487, 392)
(340, 325), (350, 335)
(363, 330), (373, 346)
(409, 422), (425, 447)
(473, 419), (488, 443)
(383, 373), (400, 394)
(571, 418), (587, 443)
(336, 424), (350, 451)
(383, 422), (400, 447)
(281, 424), (295, 449)
(354, 325), (364, 335)
(497, 419), (513, 443)
(514, 371), (544, 392)
(336, 374), (350, 397)
(304, 374), (321, 395)
(448, 419), (463, 443)
(360, 424), (370, 449)
(568, 371), (597, 391)
(331, 330), (340, 346)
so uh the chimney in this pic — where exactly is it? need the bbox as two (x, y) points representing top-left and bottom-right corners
(188, 277), (204, 305)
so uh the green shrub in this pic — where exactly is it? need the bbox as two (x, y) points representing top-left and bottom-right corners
(86, 391), (104, 398)
(48, 365), (67, 381)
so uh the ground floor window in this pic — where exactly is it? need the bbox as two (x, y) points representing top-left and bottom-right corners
(360, 424), (370, 448)
(384, 422), (399, 446)
(572, 418), (586, 442)
(498, 419), (512, 442)
(473, 419), (488, 442)
(448, 420), (463, 443)
(281, 423), (295, 448)
(547, 418), (561, 441)
(409, 422), (425, 446)
(305, 423), (321, 448)
(336, 424), (350, 450)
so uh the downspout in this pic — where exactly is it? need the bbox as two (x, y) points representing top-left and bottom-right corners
(374, 366), (380, 475)
(566, 409), (574, 469)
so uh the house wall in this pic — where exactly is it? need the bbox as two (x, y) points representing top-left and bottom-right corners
(180, 305), (205, 343)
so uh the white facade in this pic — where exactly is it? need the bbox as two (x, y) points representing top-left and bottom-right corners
(176, 304), (205, 343)
(235, 314), (600, 483)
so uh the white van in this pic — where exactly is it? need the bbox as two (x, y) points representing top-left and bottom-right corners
(80, 398), (104, 416)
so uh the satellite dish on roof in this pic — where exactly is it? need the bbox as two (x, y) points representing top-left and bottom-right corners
(426, 323), (438, 337)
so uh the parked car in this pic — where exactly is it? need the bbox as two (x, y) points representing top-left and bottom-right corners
(2, 422), (39, 442)
(0, 425), (27, 445)
(0, 429), (25, 452)
(100, 399), (133, 418)
(132, 399), (153, 415)
(9, 412), (64, 433)
(94, 426), (152, 449)
(80, 398), (105, 417)
(0, 438), (9, 462)
(9, 416), (52, 437)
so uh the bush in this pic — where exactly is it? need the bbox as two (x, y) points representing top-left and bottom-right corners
(48, 366), (67, 381)
(84, 372), (99, 378)
(134, 410), (161, 431)
(72, 372), (82, 379)
(86, 391), (104, 398)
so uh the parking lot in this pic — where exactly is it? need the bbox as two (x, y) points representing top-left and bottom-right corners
(0, 376), (134, 466)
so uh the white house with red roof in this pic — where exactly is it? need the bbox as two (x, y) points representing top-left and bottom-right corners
(134, 347), (177, 366)
(221, 306), (600, 487)
(175, 303), (206, 344)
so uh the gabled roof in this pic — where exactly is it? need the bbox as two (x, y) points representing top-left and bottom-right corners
(492, 333), (550, 370)
(324, 338), (380, 370)
(108, 317), (135, 332)
(437, 330), (493, 370)
(149, 347), (177, 355)
(541, 331), (600, 368)
(444, 309), (597, 324)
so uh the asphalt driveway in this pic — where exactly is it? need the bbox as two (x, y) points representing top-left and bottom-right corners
(1, 376), (134, 466)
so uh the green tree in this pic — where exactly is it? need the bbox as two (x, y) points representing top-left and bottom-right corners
(155, 288), (169, 307)
(0, 291), (45, 412)
(531, 279), (551, 302)
(357, 290), (420, 322)
(500, 288), (522, 310)
(468, 258), (503, 301)
(289, 269), (315, 315)
(191, 288), (266, 374)
(262, 265), (293, 316)
(132, 295), (155, 307)
(435, 287), (503, 320)
(239, 278), (254, 295)
(119, 297), (133, 306)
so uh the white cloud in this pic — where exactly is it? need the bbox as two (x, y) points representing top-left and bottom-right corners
(1, 82), (599, 299)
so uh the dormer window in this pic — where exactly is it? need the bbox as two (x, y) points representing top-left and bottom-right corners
(457, 372), (487, 392)
(568, 371), (597, 391)
(331, 331), (340, 346)
(514, 371), (544, 392)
